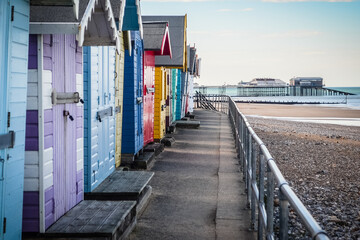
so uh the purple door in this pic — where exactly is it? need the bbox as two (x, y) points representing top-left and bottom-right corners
(52, 34), (77, 220)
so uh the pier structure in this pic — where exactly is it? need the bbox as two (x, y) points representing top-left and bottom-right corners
(194, 85), (354, 97)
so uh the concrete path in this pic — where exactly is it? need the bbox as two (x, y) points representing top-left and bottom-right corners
(129, 109), (255, 240)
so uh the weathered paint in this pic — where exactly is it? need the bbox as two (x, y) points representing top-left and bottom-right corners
(171, 69), (177, 123)
(165, 69), (172, 131)
(83, 46), (116, 192)
(153, 67), (166, 140)
(115, 32), (125, 168)
(23, 34), (83, 233)
(175, 70), (182, 121)
(121, 31), (143, 156)
(180, 71), (188, 119)
(187, 74), (194, 113)
(0, 1), (29, 239)
(143, 51), (155, 146)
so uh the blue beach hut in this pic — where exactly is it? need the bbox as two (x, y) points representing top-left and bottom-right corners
(83, 45), (117, 192)
(121, 30), (144, 163)
(0, 1), (30, 239)
(121, 0), (144, 163)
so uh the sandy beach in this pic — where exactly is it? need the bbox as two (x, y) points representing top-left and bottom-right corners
(240, 103), (360, 239)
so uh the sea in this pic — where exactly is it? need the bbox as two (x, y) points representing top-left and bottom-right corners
(194, 87), (360, 127)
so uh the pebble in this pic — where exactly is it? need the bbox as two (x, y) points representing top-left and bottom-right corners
(247, 117), (360, 239)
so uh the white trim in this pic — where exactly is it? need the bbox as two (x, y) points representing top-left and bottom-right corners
(77, 0), (120, 52)
(76, 138), (83, 171)
(43, 70), (52, 110)
(37, 35), (46, 233)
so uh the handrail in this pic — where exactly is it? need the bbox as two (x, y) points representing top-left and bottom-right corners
(196, 94), (329, 240)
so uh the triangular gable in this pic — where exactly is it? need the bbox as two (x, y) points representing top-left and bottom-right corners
(109, 0), (126, 30)
(142, 21), (172, 57)
(29, 0), (120, 52)
(122, 0), (143, 38)
(189, 46), (196, 74)
(142, 15), (187, 70)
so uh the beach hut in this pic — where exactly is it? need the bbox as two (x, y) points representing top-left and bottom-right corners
(187, 46), (197, 113)
(121, 30), (144, 163)
(0, 1), (30, 239)
(142, 21), (172, 143)
(120, 0), (144, 163)
(142, 15), (188, 123)
(23, 1), (119, 233)
(164, 69), (172, 131)
(83, 45), (116, 193)
(110, 0), (134, 168)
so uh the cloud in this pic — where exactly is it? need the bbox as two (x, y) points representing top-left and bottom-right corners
(262, 0), (353, 2)
(241, 8), (254, 11)
(303, 51), (326, 55)
(217, 8), (254, 12)
(217, 8), (233, 12)
(261, 30), (321, 38)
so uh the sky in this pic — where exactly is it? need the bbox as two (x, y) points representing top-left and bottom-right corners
(141, 0), (360, 87)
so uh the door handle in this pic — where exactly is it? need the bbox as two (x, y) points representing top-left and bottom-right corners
(0, 158), (5, 181)
(63, 110), (74, 121)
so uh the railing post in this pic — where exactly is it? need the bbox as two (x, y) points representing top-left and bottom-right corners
(279, 190), (289, 240)
(266, 163), (275, 239)
(251, 138), (257, 230)
(258, 152), (265, 240)
(242, 119), (246, 181)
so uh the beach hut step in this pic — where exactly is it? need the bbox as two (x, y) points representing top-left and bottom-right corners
(168, 123), (177, 133)
(134, 151), (156, 169)
(143, 142), (165, 156)
(185, 113), (196, 119)
(85, 171), (154, 215)
(121, 154), (136, 166)
(161, 136), (176, 147)
(181, 116), (190, 121)
(175, 120), (201, 129)
(24, 200), (137, 240)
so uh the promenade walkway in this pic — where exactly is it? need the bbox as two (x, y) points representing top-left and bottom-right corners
(129, 109), (255, 240)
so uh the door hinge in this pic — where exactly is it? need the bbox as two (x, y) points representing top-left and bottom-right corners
(3, 217), (6, 233)
(11, 6), (14, 21)
(7, 112), (10, 128)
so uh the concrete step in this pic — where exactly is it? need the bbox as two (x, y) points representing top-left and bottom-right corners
(168, 123), (176, 133)
(23, 200), (136, 240)
(85, 171), (154, 215)
(134, 151), (155, 169)
(175, 120), (200, 129)
(143, 142), (164, 156)
(161, 136), (175, 147)
(185, 113), (196, 119)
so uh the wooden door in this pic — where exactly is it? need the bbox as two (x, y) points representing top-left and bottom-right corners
(52, 34), (77, 220)
(0, 1), (8, 237)
(115, 34), (125, 167)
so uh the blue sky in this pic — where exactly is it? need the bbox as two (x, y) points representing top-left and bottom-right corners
(141, 0), (360, 87)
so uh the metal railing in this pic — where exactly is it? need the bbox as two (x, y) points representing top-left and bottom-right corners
(196, 94), (329, 240)
(194, 92), (229, 114)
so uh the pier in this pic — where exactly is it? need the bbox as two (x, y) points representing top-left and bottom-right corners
(195, 86), (356, 97)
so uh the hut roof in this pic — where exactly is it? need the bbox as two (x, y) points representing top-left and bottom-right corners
(143, 21), (172, 57)
(142, 15), (187, 70)
(30, 0), (120, 51)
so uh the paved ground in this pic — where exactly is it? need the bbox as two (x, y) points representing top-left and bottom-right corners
(129, 109), (255, 240)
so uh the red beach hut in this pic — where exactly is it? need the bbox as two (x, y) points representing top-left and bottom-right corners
(142, 21), (172, 146)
